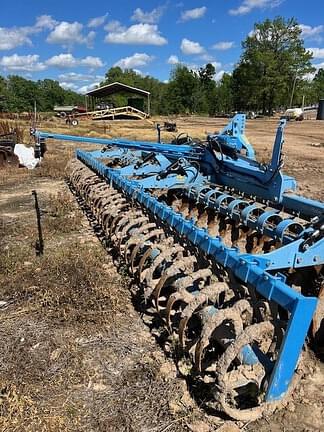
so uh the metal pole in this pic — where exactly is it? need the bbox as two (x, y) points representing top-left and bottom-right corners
(32, 190), (44, 256)
(34, 100), (37, 128)
(148, 94), (151, 117)
(289, 73), (297, 108)
(156, 124), (161, 143)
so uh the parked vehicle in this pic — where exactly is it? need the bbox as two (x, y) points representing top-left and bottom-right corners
(281, 108), (304, 121)
(53, 105), (86, 118)
(95, 102), (114, 110)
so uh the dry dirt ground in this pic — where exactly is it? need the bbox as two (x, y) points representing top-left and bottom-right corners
(0, 116), (323, 432)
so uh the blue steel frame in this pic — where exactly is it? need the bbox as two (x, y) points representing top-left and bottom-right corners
(208, 113), (256, 159)
(76, 148), (317, 403)
(34, 123), (324, 267)
(33, 117), (297, 203)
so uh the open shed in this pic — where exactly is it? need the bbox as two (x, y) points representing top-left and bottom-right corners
(85, 81), (151, 120)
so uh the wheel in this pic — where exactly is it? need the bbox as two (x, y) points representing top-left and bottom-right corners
(71, 119), (79, 126)
(215, 322), (285, 421)
(60, 111), (67, 118)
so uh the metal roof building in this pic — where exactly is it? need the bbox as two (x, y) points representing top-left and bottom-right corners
(85, 81), (151, 118)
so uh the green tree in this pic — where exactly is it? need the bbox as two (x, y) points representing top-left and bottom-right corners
(0, 75), (83, 113)
(197, 63), (217, 114)
(7, 75), (39, 112)
(165, 65), (200, 114)
(37, 79), (66, 111)
(198, 63), (216, 87)
(312, 69), (324, 102)
(216, 73), (234, 114)
(0, 76), (9, 111)
(232, 17), (314, 114)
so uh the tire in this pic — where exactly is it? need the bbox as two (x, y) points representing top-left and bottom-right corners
(71, 119), (79, 126)
(60, 111), (67, 118)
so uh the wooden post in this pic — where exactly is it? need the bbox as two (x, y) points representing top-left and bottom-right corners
(147, 94), (151, 117)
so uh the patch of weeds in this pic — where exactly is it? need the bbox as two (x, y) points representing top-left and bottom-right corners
(0, 383), (34, 430)
(45, 190), (82, 234)
(0, 241), (128, 326)
(0, 119), (25, 142)
(33, 150), (73, 180)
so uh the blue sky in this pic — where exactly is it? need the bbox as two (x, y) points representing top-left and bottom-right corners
(0, 0), (323, 93)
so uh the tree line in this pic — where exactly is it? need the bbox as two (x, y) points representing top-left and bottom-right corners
(0, 17), (323, 116)
(0, 75), (83, 112)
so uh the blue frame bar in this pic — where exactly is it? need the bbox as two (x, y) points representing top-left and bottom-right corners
(35, 131), (204, 160)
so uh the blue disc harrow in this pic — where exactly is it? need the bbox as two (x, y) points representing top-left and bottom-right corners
(33, 115), (324, 421)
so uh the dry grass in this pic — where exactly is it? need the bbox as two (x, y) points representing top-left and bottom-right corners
(0, 142), (194, 431)
(0, 236), (194, 431)
(0, 119), (25, 142)
(0, 241), (127, 323)
(44, 191), (83, 234)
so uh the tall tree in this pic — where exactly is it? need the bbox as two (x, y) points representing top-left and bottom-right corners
(37, 79), (66, 111)
(0, 75), (83, 113)
(312, 68), (324, 102)
(216, 73), (234, 114)
(0, 76), (9, 111)
(232, 17), (314, 114)
(165, 65), (200, 114)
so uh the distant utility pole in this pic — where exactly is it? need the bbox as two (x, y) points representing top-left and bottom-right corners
(34, 100), (37, 127)
(289, 72), (298, 108)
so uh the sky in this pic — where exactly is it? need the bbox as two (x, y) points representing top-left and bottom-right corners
(0, 0), (323, 94)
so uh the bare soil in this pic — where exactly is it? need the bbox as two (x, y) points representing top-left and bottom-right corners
(0, 116), (323, 431)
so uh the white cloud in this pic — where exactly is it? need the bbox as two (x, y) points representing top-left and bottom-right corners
(88, 13), (108, 28)
(303, 72), (316, 81)
(114, 52), (154, 69)
(78, 82), (100, 94)
(300, 24), (324, 41)
(308, 47), (324, 59)
(0, 15), (59, 50)
(46, 53), (104, 69)
(313, 61), (324, 70)
(81, 56), (104, 68)
(104, 20), (125, 32)
(215, 70), (225, 81)
(181, 38), (205, 55)
(0, 28), (33, 50)
(60, 81), (79, 91)
(105, 23), (167, 45)
(212, 61), (222, 70)
(131, 6), (165, 24)
(229, 0), (283, 16)
(35, 15), (58, 30)
(46, 53), (78, 68)
(167, 55), (179, 64)
(199, 53), (214, 62)
(58, 72), (104, 82)
(0, 54), (46, 71)
(47, 21), (96, 48)
(212, 41), (235, 50)
(133, 69), (144, 76)
(180, 6), (207, 22)
(59, 72), (92, 82)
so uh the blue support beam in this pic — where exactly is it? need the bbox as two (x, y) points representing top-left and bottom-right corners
(35, 130), (205, 160)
